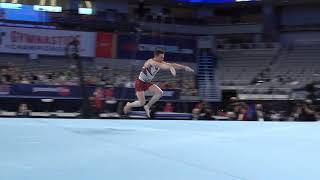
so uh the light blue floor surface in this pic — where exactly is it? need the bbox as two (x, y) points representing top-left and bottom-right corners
(1, 118), (319, 180)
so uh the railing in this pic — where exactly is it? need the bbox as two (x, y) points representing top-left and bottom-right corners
(221, 85), (291, 92)
(217, 42), (280, 50)
(237, 87), (292, 95)
(140, 14), (262, 26)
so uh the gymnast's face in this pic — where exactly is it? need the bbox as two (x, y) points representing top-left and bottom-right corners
(155, 53), (164, 62)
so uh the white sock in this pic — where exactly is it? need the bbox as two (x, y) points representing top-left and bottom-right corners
(128, 101), (145, 108)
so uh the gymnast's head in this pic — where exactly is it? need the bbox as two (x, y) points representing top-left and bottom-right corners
(154, 49), (165, 62)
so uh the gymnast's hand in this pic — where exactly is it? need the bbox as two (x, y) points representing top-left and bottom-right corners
(184, 66), (195, 73)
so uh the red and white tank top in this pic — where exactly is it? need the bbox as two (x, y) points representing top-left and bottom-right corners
(138, 64), (160, 82)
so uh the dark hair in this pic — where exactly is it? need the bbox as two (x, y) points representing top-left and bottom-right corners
(154, 49), (165, 56)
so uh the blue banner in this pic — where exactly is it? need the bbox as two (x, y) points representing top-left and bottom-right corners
(117, 34), (196, 62)
(0, 84), (180, 100)
(114, 87), (180, 100)
(0, 4), (50, 22)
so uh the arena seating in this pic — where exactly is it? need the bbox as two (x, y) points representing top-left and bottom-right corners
(217, 46), (278, 86)
(269, 45), (320, 88)
(245, 44), (320, 92)
(0, 55), (198, 96)
(217, 42), (320, 95)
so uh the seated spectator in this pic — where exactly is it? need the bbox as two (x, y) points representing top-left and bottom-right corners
(217, 109), (227, 117)
(20, 77), (30, 84)
(17, 103), (31, 117)
(104, 86), (117, 113)
(236, 103), (248, 121)
(246, 103), (258, 121)
(93, 87), (104, 112)
(89, 93), (105, 118)
(163, 102), (174, 112)
(225, 97), (239, 119)
(256, 104), (265, 121)
(299, 99), (316, 121)
(269, 110), (281, 121)
(192, 101), (212, 120)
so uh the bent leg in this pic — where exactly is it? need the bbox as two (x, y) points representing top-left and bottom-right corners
(145, 84), (163, 108)
(123, 91), (146, 114)
(143, 85), (163, 118)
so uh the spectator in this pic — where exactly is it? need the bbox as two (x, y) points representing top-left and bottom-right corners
(316, 112), (320, 121)
(88, 97), (100, 118)
(237, 103), (248, 121)
(192, 101), (204, 119)
(192, 101), (212, 120)
(104, 86), (117, 113)
(163, 102), (174, 112)
(225, 97), (245, 120)
(256, 104), (265, 121)
(299, 99), (316, 121)
(217, 109), (227, 117)
(246, 103), (257, 121)
(269, 110), (281, 121)
(93, 87), (104, 113)
(20, 77), (30, 84)
(17, 103), (31, 117)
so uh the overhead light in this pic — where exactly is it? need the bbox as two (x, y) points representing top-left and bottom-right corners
(41, 99), (54, 103)
(0, 2), (22, 9)
(79, 7), (92, 15)
(33, 5), (62, 12)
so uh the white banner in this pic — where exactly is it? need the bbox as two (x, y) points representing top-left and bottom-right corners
(138, 44), (194, 54)
(0, 26), (96, 57)
(238, 94), (289, 100)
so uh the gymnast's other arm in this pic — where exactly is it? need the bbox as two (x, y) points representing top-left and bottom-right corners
(168, 63), (195, 72)
(151, 61), (195, 76)
(148, 60), (177, 76)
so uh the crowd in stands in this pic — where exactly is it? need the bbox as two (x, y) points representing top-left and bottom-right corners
(1, 58), (318, 121)
(0, 64), (79, 86)
(217, 42), (320, 98)
(0, 45), (319, 120)
(0, 60), (197, 96)
(191, 97), (320, 121)
(8, 95), (319, 121)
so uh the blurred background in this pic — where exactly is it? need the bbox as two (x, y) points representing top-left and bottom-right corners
(0, 0), (319, 121)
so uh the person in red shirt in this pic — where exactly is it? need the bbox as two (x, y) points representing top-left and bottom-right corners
(104, 86), (117, 113)
(163, 102), (174, 112)
(93, 87), (104, 111)
(104, 87), (113, 99)
(192, 101), (204, 119)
